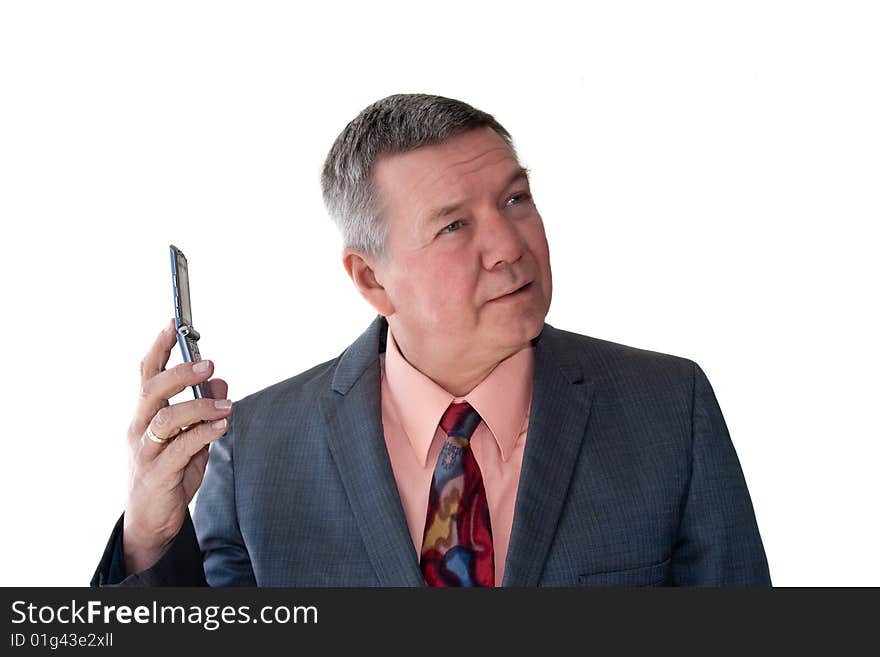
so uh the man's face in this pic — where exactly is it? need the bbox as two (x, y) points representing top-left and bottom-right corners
(365, 126), (552, 364)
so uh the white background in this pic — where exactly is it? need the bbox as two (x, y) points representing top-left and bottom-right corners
(1, 1), (877, 586)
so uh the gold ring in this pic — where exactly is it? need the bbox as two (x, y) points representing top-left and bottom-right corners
(145, 424), (171, 444)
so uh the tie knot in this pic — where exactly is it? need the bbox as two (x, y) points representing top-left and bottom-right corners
(439, 401), (482, 439)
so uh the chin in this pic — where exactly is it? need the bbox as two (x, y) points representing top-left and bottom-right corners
(496, 313), (545, 346)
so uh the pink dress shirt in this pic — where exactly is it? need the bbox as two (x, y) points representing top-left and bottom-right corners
(379, 323), (535, 586)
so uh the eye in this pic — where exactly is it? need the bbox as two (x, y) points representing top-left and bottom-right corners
(439, 219), (464, 234)
(507, 192), (532, 206)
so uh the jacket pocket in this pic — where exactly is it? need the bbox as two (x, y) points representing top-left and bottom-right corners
(577, 557), (671, 587)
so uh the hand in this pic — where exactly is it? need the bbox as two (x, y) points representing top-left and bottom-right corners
(122, 318), (233, 575)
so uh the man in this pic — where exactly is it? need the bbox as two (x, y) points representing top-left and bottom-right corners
(92, 93), (771, 586)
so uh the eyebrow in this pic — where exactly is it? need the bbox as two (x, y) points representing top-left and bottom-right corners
(421, 166), (531, 228)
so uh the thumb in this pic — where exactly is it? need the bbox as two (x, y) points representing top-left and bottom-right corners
(206, 377), (229, 401)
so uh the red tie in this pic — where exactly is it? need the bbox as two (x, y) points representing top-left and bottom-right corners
(419, 401), (495, 586)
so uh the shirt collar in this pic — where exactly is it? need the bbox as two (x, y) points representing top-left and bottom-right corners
(383, 322), (534, 467)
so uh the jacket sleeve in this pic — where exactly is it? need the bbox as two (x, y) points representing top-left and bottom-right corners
(670, 362), (772, 586)
(90, 510), (207, 587)
(191, 407), (257, 586)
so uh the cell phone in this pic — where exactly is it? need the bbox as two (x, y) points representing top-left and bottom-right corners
(169, 244), (211, 399)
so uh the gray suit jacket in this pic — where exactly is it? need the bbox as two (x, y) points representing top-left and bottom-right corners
(93, 314), (771, 586)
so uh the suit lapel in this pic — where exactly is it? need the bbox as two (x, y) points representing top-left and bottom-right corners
(318, 315), (596, 587)
(318, 315), (426, 586)
(501, 322), (596, 586)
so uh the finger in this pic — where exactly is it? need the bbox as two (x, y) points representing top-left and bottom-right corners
(151, 397), (232, 443)
(140, 318), (178, 385)
(156, 416), (230, 474)
(132, 360), (215, 434)
(138, 395), (231, 460)
(206, 378), (228, 401)
(182, 445), (210, 502)
(160, 380), (228, 435)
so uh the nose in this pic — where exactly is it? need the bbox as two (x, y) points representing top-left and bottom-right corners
(479, 207), (526, 270)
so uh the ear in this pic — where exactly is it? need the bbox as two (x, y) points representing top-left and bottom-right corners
(342, 248), (396, 317)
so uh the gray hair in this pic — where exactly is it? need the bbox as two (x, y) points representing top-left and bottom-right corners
(320, 93), (518, 263)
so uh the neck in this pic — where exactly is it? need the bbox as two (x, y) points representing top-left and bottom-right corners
(388, 323), (524, 397)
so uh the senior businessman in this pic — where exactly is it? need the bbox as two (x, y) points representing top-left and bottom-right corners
(93, 93), (771, 587)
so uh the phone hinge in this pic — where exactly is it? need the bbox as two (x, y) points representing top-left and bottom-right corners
(178, 324), (201, 342)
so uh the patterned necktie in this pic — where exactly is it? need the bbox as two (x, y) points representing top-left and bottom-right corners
(420, 401), (495, 586)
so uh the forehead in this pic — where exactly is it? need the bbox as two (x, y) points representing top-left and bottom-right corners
(371, 127), (521, 215)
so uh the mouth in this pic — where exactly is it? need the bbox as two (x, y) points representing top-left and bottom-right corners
(492, 281), (533, 301)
